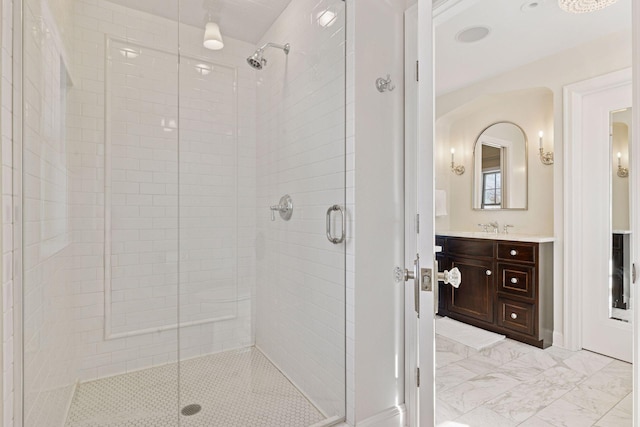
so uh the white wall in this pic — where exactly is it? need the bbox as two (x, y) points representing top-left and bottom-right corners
(436, 88), (554, 236)
(351, 0), (406, 423)
(254, 0), (346, 419)
(435, 30), (632, 347)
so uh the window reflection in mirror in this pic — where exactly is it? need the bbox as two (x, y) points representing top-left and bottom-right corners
(473, 122), (527, 210)
(481, 146), (502, 208)
(610, 107), (632, 322)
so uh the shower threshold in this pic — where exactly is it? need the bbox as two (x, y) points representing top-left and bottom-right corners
(65, 347), (334, 427)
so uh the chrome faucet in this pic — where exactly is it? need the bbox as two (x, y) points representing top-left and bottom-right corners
(488, 221), (499, 234)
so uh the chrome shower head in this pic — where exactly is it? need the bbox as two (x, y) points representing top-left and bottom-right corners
(246, 42), (290, 70)
(247, 49), (267, 70)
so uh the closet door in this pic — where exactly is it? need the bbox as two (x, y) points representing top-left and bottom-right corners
(565, 69), (633, 363)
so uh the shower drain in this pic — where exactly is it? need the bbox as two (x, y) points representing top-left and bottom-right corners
(181, 404), (202, 416)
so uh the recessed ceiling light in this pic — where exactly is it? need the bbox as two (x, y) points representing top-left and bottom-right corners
(317, 10), (337, 28)
(521, 0), (544, 12)
(455, 26), (491, 44)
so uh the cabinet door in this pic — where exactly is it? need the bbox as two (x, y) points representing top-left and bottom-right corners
(448, 256), (494, 323)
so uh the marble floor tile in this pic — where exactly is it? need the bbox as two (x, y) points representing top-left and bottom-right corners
(436, 338), (631, 427)
(436, 398), (463, 425)
(478, 340), (534, 365)
(496, 351), (558, 382)
(561, 351), (613, 377)
(599, 359), (632, 379)
(543, 346), (576, 362)
(539, 365), (586, 386)
(453, 354), (503, 376)
(561, 384), (620, 417)
(594, 392), (632, 427)
(437, 335), (477, 358)
(484, 370), (580, 423)
(579, 369), (632, 400)
(535, 399), (601, 427)
(437, 350), (466, 369)
(518, 416), (555, 427)
(437, 335), (478, 368)
(438, 373), (520, 415)
(453, 407), (516, 427)
(436, 364), (478, 393)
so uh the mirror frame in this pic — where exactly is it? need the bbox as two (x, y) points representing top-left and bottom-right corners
(472, 121), (529, 211)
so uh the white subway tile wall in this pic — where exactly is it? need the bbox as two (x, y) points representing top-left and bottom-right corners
(69, 0), (257, 382)
(22, 0), (77, 424)
(255, 0), (346, 419)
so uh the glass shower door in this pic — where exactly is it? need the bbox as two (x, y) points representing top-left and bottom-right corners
(176, 0), (347, 425)
(20, 0), (183, 425)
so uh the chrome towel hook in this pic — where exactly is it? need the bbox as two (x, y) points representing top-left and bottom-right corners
(376, 74), (395, 93)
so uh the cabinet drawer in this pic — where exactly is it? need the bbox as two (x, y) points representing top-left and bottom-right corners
(448, 238), (494, 258)
(497, 298), (535, 336)
(497, 242), (536, 263)
(498, 263), (535, 299)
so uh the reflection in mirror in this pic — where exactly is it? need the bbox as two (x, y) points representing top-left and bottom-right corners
(473, 122), (528, 210)
(610, 108), (632, 322)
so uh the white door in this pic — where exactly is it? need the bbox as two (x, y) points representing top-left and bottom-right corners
(404, 2), (437, 425)
(566, 70), (633, 363)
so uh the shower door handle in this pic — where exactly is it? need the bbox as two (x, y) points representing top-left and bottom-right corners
(326, 205), (345, 244)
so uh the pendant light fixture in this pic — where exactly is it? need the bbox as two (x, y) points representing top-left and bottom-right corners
(558, 0), (618, 13)
(203, 21), (224, 50)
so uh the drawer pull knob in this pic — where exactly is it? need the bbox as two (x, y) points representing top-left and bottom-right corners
(510, 249), (518, 256)
(486, 270), (492, 276)
(510, 278), (518, 284)
(510, 312), (518, 320)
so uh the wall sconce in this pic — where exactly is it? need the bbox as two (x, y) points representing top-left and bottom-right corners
(538, 131), (554, 165)
(617, 152), (629, 178)
(450, 148), (465, 175)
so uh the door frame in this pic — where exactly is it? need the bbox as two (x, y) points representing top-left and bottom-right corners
(403, 6), (419, 427)
(632, 2), (639, 423)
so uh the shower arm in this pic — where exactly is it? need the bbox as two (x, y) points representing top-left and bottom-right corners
(259, 42), (290, 55)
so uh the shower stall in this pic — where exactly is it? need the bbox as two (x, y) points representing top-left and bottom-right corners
(18, 0), (346, 425)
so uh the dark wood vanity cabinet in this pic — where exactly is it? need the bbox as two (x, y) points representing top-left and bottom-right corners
(612, 233), (629, 309)
(437, 236), (553, 348)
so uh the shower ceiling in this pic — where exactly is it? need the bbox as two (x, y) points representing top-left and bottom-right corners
(104, 0), (292, 44)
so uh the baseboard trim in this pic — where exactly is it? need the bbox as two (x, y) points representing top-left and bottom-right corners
(356, 404), (406, 427)
(553, 331), (565, 349)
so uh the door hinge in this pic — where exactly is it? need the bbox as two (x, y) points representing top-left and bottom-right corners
(416, 60), (419, 82)
(416, 214), (420, 234)
(417, 367), (420, 387)
(633, 263), (636, 284)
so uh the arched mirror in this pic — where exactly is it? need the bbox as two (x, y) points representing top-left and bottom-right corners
(472, 122), (528, 210)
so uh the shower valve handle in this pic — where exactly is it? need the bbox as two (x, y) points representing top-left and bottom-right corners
(270, 195), (293, 221)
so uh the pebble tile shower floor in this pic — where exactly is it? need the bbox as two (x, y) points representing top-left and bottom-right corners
(66, 347), (325, 427)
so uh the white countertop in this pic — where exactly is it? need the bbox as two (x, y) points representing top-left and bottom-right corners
(436, 230), (555, 243)
(613, 230), (632, 234)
